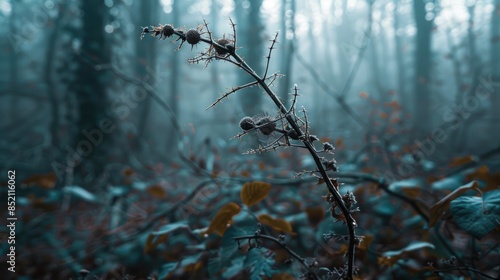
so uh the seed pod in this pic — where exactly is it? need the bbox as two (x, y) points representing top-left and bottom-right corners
(323, 142), (335, 152)
(186, 29), (201, 45)
(308, 135), (319, 143)
(239, 116), (255, 131)
(255, 116), (276, 135)
(161, 24), (174, 39)
(214, 38), (232, 55)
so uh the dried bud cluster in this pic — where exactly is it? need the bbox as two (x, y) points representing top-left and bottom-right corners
(239, 117), (255, 131)
(186, 29), (201, 45)
(214, 38), (234, 56)
(161, 24), (175, 38)
(239, 115), (276, 135)
(255, 116), (276, 135)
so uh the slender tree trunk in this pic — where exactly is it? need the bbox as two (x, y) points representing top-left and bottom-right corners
(491, 0), (500, 122)
(449, 3), (482, 152)
(73, 0), (113, 180)
(165, 0), (180, 156)
(235, 0), (264, 116)
(393, 1), (408, 114)
(278, 0), (295, 109)
(210, 0), (223, 134)
(210, 0), (220, 96)
(135, 0), (159, 153)
(45, 4), (66, 150)
(9, 0), (18, 117)
(413, 0), (435, 137)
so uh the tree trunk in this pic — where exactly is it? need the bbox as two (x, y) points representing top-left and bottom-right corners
(45, 4), (66, 150)
(9, 0), (18, 117)
(135, 0), (159, 153)
(413, 0), (435, 137)
(165, 0), (180, 156)
(235, 0), (264, 116)
(491, 0), (500, 122)
(73, 0), (113, 180)
(394, 1), (408, 115)
(278, 0), (296, 109)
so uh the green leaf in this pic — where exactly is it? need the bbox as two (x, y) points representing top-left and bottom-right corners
(450, 190), (500, 239)
(158, 263), (177, 279)
(431, 174), (464, 190)
(428, 181), (481, 228)
(244, 249), (276, 280)
(220, 226), (246, 266)
(152, 222), (189, 235)
(382, 241), (435, 257)
(144, 222), (190, 254)
(63, 186), (97, 202)
(158, 253), (202, 279)
(221, 256), (245, 279)
(388, 178), (422, 191)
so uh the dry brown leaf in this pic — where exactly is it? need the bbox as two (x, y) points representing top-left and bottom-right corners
(258, 214), (293, 234)
(240, 181), (272, 207)
(206, 202), (241, 236)
(428, 181), (481, 228)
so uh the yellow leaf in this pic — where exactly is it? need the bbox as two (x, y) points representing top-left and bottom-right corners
(22, 173), (57, 189)
(258, 214), (293, 233)
(147, 184), (167, 199)
(466, 165), (489, 181)
(184, 261), (204, 272)
(144, 234), (155, 254)
(337, 244), (348, 255)
(449, 155), (476, 167)
(240, 181), (272, 207)
(428, 181), (481, 228)
(357, 235), (375, 251)
(485, 172), (500, 192)
(401, 187), (421, 198)
(206, 202), (241, 236)
(305, 206), (325, 227)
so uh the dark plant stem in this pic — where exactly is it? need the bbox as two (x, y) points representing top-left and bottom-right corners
(229, 49), (357, 279)
(167, 27), (358, 279)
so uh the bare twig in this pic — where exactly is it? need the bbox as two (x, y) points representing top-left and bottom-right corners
(263, 32), (279, 79)
(234, 234), (320, 280)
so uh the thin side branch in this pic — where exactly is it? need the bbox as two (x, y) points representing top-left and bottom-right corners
(234, 234), (320, 280)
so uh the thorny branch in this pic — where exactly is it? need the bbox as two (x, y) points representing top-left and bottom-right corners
(142, 19), (358, 279)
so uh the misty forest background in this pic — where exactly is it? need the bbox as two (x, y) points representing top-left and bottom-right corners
(0, 0), (500, 279)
